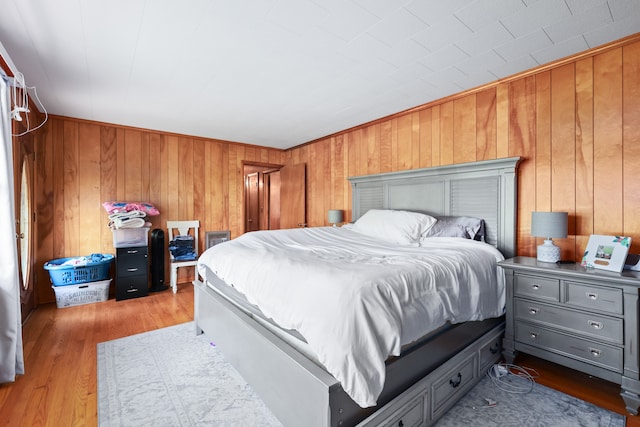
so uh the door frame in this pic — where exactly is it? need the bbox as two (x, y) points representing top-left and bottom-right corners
(242, 161), (283, 233)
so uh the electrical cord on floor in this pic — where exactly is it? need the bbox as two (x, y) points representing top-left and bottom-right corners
(486, 362), (539, 394)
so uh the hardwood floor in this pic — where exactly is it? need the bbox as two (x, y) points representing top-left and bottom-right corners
(0, 283), (194, 427)
(514, 353), (639, 426)
(0, 282), (637, 426)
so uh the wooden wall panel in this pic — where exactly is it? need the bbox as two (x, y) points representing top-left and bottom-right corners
(575, 58), (594, 256)
(63, 121), (79, 257)
(77, 123), (101, 256)
(32, 35), (640, 303)
(418, 109), (432, 168)
(35, 123), (54, 304)
(535, 71), (551, 213)
(509, 77), (537, 256)
(453, 95), (476, 164)
(476, 88), (496, 161)
(623, 42), (640, 253)
(361, 125), (375, 175)
(593, 49), (623, 235)
(286, 39), (640, 265)
(34, 118), (283, 303)
(396, 115), (413, 171)
(439, 101), (454, 165)
(551, 64), (577, 259)
(100, 126), (118, 254)
(379, 121), (393, 173)
(431, 105), (441, 167)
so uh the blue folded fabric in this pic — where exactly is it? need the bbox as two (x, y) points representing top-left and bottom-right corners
(169, 235), (196, 260)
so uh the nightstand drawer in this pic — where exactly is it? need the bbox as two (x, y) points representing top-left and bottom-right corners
(565, 282), (623, 315)
(514, 299), (623, 344)
(514, 274), (559, 302)
(515, 322), (623, 372)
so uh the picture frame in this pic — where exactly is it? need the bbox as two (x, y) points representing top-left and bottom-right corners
(205, 230), (231, 249)
(581, 234), (632, 272)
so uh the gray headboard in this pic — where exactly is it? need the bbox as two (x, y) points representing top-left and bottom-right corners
(348, 157), (521, 258)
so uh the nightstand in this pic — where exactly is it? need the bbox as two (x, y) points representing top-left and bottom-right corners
(115, 246), (149, 301)
(499, 256), (640, 414)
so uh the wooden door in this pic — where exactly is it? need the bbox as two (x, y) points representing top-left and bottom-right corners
(245, 172), (260, 232)
(279, 163), (306, 229)
(266, 171), (281, 230)
(17, 148), (35, 322)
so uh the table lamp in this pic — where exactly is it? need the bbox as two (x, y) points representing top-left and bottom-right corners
(327, 209), (343, 227)
(531, 211), (568, 262)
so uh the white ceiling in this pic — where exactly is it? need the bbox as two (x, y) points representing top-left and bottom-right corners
(0, 0), (638, 149)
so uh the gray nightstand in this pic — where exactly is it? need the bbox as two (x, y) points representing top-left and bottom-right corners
(499, 256), (640, 414)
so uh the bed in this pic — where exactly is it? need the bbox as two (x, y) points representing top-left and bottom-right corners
(193, 157), (521, 426)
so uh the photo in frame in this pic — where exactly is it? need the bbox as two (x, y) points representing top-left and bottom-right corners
(205, 230), (230, 249)
(581, 234), (632, 272)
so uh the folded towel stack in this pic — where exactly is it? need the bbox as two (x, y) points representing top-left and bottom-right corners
(102, 201), (159, 230)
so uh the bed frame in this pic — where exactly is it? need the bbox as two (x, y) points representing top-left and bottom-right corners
(193, 157), (521, 426)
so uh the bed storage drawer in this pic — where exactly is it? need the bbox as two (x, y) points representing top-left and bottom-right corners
(380, 395), (425, 427)
(478, 329), (503, 373)
(431, 354), (476, 418)
(515, 322), (623, 372)
(514, 274), (559, 301)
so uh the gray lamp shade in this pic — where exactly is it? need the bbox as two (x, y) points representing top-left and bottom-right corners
(327, 209), (343, 225)
(531, 212), (568, 239)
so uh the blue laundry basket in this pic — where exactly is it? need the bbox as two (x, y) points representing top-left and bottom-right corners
(44, 254), (114, 286)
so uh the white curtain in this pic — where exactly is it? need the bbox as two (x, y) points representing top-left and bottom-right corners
(0, 73), (24, 383)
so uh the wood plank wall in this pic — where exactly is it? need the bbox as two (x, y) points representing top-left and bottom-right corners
(34, 121), (283, 303)
(30, 34), (640, 304)
(285, 36), (640, 264)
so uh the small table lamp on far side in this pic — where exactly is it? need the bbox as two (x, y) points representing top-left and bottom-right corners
(328, 209), (343, 227)
(531, 211), (568, 263)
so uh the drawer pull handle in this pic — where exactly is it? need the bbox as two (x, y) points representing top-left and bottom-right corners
(588, 320), (604, 330)
(531, 284), (540, 290)
(127, 268), (139, 272)
(127, 250), (139, 254)
(587, 292), (598, 300)
(528, 307), (539, 315)
(589, 348), (602, 358)
(489, 343), (499, 354)
(529, 332), (538, 340)
(127, 288), (138, 293)
(449, 372), (462, 388)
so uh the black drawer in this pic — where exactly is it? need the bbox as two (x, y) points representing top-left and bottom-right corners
(116, 274), (148, 300)
(116, 246), (148, 301)
(116, 247), (148, 277)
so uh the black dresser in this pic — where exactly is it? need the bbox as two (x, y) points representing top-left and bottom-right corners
(115, 246), (149, 300)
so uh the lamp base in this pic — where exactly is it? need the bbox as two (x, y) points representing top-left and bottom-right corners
(537, 239), (560, 263)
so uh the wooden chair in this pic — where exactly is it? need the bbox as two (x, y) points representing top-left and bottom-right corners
(166, 220), (200, 293)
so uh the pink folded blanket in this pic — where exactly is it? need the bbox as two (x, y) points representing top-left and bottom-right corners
(102, 201), (160, 216)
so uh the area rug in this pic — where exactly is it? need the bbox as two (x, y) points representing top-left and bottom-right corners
(98, 322), (626, 426)
(434, 371), (624, 427)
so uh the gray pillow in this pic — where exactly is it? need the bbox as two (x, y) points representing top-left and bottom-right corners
(421, 216), (486, 241)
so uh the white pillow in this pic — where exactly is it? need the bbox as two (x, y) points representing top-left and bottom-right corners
(352, 209), (437, 245)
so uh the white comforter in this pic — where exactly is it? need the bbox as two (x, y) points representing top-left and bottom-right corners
(197, 226), (505, 408)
